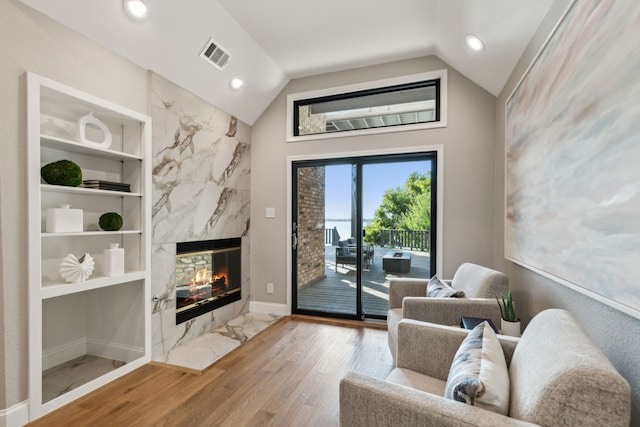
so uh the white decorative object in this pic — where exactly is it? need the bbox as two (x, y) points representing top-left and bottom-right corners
(103, 243), (125, 277)
(77, 113), (112, 149)
(500, 319), (521, 337)
(46, 204), (83, 233)
(60, 253), (95, 283)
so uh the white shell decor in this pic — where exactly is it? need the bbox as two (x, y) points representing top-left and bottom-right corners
(59, 253), (95, 283)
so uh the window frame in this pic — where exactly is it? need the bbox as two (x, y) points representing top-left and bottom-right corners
(286, 70), (447, 142)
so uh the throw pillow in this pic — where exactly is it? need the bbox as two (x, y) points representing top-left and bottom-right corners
(427, 275), (465, 298)
(444, 321), (510, 415)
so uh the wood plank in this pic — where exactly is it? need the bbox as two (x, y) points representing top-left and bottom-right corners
(297, 245), (431, 316)
(27, 317), (393, 427)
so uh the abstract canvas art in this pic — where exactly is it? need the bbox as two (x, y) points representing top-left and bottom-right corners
(505, 0), (640, 318)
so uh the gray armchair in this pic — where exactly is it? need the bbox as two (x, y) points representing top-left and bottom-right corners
(341, 310), (631, 426)
(387, 263), (508, 364)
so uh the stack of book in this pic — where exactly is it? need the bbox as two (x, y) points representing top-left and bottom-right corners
(82, 180), (131, 192)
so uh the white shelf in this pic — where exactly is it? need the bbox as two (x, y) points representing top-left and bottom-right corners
(41, 184), (142, 198)
(41, 134), (142, 160)
(28, 72), (152, 421)
(41, 230), (142, 238)
(41, 271), (147, 299)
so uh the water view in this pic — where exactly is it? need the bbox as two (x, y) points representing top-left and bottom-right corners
(325, 219), (371, 241)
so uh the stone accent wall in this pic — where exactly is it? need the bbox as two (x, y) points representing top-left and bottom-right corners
(297, 166), (326, 287)
(298, 105), (326, 135)
(175, 253), (211, 286)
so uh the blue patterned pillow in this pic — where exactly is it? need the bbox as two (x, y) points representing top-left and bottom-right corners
(427, 275), (464, 298)
(444, 321), (510, 415)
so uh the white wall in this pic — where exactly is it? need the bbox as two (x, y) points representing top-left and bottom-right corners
(0, 183), (5, 410)
(250, 56), (497, 306)
(0, 0), (149, 410)
(494, 1), (640, 423)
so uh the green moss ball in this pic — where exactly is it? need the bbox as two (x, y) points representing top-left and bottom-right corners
(99, 212), (123, 231)
(41, 160), (83, 187)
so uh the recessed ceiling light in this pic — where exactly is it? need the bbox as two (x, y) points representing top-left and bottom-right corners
(123, 0), (148, 20)
(466, 34), (485, 52)
(230, 76), (244, 90)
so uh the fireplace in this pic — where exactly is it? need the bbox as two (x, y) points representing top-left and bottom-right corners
(175, 238), (242, 324)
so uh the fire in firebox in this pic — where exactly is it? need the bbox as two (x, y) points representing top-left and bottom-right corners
(175, 238), (242, 324)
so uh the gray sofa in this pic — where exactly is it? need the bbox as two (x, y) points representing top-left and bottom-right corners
(388, 263), (508, 364)
(340, 309), (631, 426)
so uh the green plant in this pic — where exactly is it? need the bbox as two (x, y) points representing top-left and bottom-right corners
(41, 160), (82, 187)
(496, 290), (518, 322)
(99, 212), (123, 231)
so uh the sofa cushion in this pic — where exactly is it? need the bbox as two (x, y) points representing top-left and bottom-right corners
(427, 275), (465, 298)
(387, 367), (446, 395)
(444, 321), (510, 415)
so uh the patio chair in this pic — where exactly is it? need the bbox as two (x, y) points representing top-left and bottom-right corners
(335, 240), (372, 270)
(335, 240), (357, 270)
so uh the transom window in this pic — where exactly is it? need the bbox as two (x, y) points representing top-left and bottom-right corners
(287, 70), (447, 142)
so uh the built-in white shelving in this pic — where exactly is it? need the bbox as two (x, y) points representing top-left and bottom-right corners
(41, 272), (148, 299)
(41, 230), (143, 238)
(27, 72), (152, 421)
(42, 183), (143, 198)
(41, 135), (144, 160)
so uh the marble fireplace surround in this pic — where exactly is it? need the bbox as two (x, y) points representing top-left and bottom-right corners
(149, 73), (254, 365)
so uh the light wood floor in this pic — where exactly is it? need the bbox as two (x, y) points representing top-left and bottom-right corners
(28, 316), (393, 427)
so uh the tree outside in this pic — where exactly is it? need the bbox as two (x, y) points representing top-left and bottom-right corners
(364, 172), (431, 246)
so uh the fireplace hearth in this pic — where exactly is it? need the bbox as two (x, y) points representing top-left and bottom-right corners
(176, 238), (241, 324)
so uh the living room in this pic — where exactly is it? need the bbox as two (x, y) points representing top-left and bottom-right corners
(2, 0), (640, 426)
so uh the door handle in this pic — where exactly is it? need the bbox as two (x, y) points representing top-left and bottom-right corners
(292, 233), (298, 250)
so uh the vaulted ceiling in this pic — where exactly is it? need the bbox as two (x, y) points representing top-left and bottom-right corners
(19, 0), (553, 125)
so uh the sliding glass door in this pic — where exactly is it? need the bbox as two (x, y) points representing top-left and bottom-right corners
(292, 152), (436, 320)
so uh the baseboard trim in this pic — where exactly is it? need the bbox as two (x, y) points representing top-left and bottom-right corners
(42, 338), (86, 371)
(249, 301), (289, 316)
(0, 401), (29, 427)
(43, 339), (144, 370)
(87, 340), (144, 363)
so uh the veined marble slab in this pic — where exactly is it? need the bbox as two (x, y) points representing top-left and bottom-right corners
(149, 72), (252, 360)
(154, 312), (281, 371)
(152, 181), (250, 244)
(151, 72), (251, 245)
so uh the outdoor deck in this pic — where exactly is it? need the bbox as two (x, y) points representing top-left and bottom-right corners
(297, 245), (431, 317)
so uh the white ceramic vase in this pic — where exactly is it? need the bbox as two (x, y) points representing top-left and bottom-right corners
(103, 243), (124, 277)
(77, 112), (112, 149)
(501, 319), (521, 337)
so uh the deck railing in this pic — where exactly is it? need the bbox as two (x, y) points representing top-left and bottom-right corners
(325, 227), (341, 245)
(379, 229), (430, 251)
(325, 227), (429, 252)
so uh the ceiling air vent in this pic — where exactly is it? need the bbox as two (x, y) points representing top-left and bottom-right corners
(200, 38), (231, 70)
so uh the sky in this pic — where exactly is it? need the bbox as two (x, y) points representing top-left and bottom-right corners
(324, 160), (431, 219)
